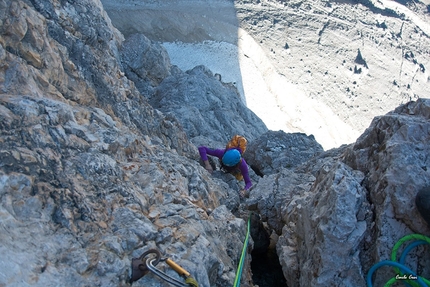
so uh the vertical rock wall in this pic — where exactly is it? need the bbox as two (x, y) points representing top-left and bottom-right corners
(248, 99), (430, 286)
(0, 1), (258, 286)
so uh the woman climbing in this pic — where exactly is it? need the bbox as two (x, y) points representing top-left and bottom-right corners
(198, 135), (252, 198)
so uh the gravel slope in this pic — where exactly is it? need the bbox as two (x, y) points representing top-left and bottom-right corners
(101, 0), (430, 150)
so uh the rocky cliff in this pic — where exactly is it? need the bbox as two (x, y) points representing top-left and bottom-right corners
(102, 0), (430, 149)
(249, 100), (430, 286)
(0, 1), (256, 286)
(1, 1), (430, 287)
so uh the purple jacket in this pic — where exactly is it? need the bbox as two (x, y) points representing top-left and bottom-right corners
(198, 146), (252, 190)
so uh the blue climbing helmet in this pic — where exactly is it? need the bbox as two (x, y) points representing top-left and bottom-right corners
(222, 149), (241, 167)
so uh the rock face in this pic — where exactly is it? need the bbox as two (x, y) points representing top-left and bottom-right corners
(120, 33), (172, 96)
(274, 160), (369, 286)
(0, 1), (259, 286)
(100, 0), (240, 43)
(343, 99), (430, 285)
(151, 65), (268, 144)
(102, 0), (430, 150)
(1, 1), (430, 287)
(119, 32), (267, 145)
(245, 130), (324, 176)
(247, 99), (430, 286)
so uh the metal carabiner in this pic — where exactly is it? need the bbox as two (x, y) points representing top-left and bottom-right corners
(130, 249), (162, 283)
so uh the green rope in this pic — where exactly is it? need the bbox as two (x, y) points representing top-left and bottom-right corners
(390, 234), (430, 287)
(367, 234), (430, 287)
(233, 214), (251, 287)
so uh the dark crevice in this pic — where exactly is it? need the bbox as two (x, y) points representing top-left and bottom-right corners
(250, 213), (288, 287)
(250, 164), (264, 177)
(251, 246), (288, 287)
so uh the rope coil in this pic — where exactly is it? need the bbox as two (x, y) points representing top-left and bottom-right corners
(366, 234), (430, 287)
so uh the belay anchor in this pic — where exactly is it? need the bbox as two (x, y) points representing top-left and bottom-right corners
(130, 248), (198, 287)
(130, 249), (162, 283)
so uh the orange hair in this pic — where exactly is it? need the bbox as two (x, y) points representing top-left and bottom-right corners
(225, 135), (247, 154)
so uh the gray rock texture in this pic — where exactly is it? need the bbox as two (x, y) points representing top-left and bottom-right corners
(0, 1), (257, 286)
(100, 0), (239, 43)
(247, 99), (430, 286)
(151, 65), (268, 143)
(343, 98), (430, 285)
(1, 0), (430, 287)
(120, 33), (172, 96)
(119, 31), (268, 146)
(245, 130), (324, 176)
(102, 0), (430, 149)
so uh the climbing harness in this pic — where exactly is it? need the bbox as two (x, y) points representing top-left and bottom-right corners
(233, 214), (251, 287)
(366, 234), (430, 287)
(130, 248), (198, 286)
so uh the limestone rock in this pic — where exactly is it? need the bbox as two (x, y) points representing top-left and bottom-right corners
(151, 65), (268, 144)
(343, 98), (430, 285)
(120, 33), (172, 96)
(2, 0), (430, 286)
(247, 148), (368, 286)
(0, 1), (254, 286)
(102, 0), (430, 150)
(119, 33), (269, 145)
(0, 93), (249, 286)
(278, 161), (369, 287)
(264, 98), (430, 286)
(246, 130), (324, 176)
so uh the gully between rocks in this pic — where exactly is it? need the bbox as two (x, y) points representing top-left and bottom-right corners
(251, 247), (288, 287)
(250, 213), (288, 287)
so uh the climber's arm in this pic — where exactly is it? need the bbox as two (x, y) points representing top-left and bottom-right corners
(198, 146), (225, 173)
(240, 159), (252, 190)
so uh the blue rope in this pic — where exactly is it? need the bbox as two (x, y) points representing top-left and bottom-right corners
(366, 234), (430, 287)
(366, 260), (428, 287)
(399, 240), (427, 265)
(398, 240), (429, 287)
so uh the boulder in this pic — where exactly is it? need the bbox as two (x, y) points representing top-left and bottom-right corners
(245, 130), (324, 176)
(151, 65), (268, 143)
(120, 33), (172, 96)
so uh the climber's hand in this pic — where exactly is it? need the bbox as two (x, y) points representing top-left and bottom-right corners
(204, 161), (213, 174)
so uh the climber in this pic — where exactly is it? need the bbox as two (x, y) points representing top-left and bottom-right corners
(198, 135), (251, 198)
